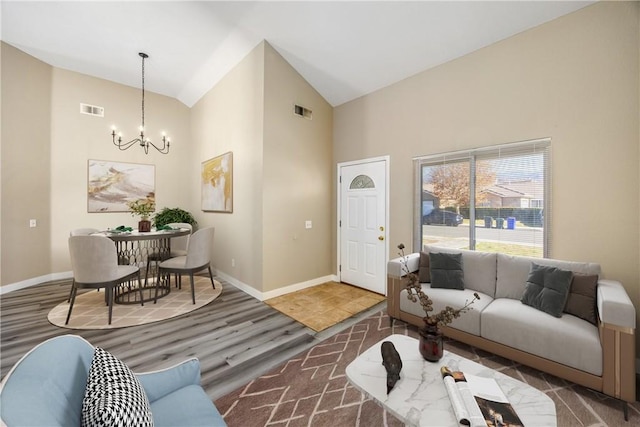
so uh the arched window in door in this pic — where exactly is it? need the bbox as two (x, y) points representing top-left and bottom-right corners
(349, 174), (375, 189)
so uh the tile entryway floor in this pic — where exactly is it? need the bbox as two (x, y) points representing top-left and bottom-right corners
(265, 281), (386, 332)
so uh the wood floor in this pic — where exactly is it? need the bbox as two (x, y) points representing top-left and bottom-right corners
(0, 277), (386, 400)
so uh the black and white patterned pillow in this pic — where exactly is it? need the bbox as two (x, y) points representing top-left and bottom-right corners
(82, 347), (154, 427)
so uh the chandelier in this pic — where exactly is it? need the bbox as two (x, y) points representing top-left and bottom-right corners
(111, 52), (170, 154)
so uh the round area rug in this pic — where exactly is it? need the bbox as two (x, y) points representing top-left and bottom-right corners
(48, 276), (222, 330)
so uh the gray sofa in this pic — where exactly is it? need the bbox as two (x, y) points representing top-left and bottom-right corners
(0, 334), (226, 426)
(387, 245), (636, 407)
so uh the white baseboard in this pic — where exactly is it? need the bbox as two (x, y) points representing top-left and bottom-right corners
(0, 271), (73, 295)
(214, 269), (337, 301)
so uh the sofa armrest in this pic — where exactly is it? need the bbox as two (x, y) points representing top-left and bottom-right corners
(136, 358), (202, 403)
(597, 279), (636, 329)
(387, 253), (420, 278)
(597, 280), (636, 402)
(387, 253), (420, 320)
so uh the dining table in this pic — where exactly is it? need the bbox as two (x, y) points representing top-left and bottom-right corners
(94, 228), (191, 304)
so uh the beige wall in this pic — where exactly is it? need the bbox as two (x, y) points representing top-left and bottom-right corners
(49, 68), (191, 272)
(1, 44), (52, 284)
(262, 43), (333, 292)
(334, 1), (640, 348)
(190, 42), (266, 291)
(1, 39), (333, 298)
(190, 42), (333, 295)
(0, 43), (191, 284)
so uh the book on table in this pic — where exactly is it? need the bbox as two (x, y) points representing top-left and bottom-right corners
(440, 366), (525, 427)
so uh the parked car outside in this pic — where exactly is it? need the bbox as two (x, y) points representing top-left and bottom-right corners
(422, 209), (463, 227)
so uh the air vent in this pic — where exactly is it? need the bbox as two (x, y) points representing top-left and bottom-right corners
(80, 103), (104, 117)
(294, 104), (312, 120)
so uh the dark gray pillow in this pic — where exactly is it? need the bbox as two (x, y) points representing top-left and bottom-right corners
(418, 252), (431, 282)
(521, 263), (573, 317)
(564, 274), (598, 325)
(429, 252), (464, 290)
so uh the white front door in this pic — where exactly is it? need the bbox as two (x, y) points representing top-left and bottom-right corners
(338, 158), (388, 295)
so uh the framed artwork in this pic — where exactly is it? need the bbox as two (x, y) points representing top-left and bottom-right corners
(87, 160), (155, 213)
(201, 151), (233, 212)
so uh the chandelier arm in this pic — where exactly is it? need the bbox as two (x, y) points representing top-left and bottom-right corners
(145, 137), (170, 154)
(112, 134), (143, 151)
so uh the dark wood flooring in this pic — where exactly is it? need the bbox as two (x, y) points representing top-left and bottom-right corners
(0, 277), (386, 400)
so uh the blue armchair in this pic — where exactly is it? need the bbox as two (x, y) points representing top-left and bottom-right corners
(0, 334), (226, 426)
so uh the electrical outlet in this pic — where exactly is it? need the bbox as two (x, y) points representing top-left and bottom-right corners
(305, 220), (312, 229)
(231, 259), (235, 267)
(29, 219), (37, 228)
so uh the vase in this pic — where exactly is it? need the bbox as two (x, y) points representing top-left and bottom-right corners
(418, 323), (443, 362)
(138, 219), (151, 232)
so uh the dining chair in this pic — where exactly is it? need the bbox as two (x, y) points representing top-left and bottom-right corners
(166, 222), (193, 257)
(144, 223), (193, 286)
(69, 228), (100, 236)
(66, 235), (143, 325)
(67, 228), (101, 302)
(155, 227), (215, 304)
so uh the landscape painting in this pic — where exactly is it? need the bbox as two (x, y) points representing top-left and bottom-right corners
(87, 160), (155, 213)
(201, 152), (233, 212)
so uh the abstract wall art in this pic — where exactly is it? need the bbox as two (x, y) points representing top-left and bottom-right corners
(87, 160), (155, 213)
(201, 151), (233, 213)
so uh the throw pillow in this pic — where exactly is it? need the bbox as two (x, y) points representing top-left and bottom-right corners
(564, 273), (598, 325)
(82, 347), (154, 427)
(521, 263), (573, 318)
(429, 252), (464, 290)
(418, 252), (431, 283)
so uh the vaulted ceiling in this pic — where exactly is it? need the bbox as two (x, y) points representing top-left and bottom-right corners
(1, 1), (594, 107)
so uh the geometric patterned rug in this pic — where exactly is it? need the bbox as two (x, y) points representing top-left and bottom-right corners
(47, 276), (222, 330)
(215, 310), (640, 427)
(265, 282), (386, 332)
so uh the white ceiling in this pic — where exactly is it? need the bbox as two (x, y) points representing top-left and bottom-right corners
(1, 1), (594, 107)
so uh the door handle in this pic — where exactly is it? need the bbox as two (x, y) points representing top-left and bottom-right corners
(378, 236), (384, 241)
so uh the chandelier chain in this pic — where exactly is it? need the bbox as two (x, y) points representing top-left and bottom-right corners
(141, 54), (145, 130)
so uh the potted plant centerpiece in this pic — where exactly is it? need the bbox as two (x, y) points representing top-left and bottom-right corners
(153, 207), (197, 230)
(127, 198), (155, 232)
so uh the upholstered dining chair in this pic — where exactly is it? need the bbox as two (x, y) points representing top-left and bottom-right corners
(69, 227), (100, 236)
(166, 222), (193, 257)
(144, 223), (193, 286)
(155, 227), (215, 304)
(67, 235), (143, 325)
(67, 228), (101, 302)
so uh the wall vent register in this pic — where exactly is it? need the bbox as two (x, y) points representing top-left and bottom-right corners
(294, 104), (312, 120)
(80, 103), (104, 117)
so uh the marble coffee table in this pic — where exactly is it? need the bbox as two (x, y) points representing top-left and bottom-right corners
(345, 334), (556, 426)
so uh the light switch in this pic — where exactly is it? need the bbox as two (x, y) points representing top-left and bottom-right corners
(305, 220), (312, 229)
(29, 219), (37, 228)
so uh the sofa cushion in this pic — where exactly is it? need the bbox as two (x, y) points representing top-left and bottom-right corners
(0, 335), (95, 427)
(82, 347), (154, 427)
(399, 286), (493, 336)
(564, 274), (598, 325)
(424, 246), (497, 297)
(150, 385), (226, 427)
(429, 252), (464, 290)
(418, 252), (431, 282)
(495, 253), (601, 300)
(521, 263), (573, 317)
(481, 298), (602, 376)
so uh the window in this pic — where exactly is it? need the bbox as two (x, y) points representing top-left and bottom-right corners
(414, 139), (550, 257)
